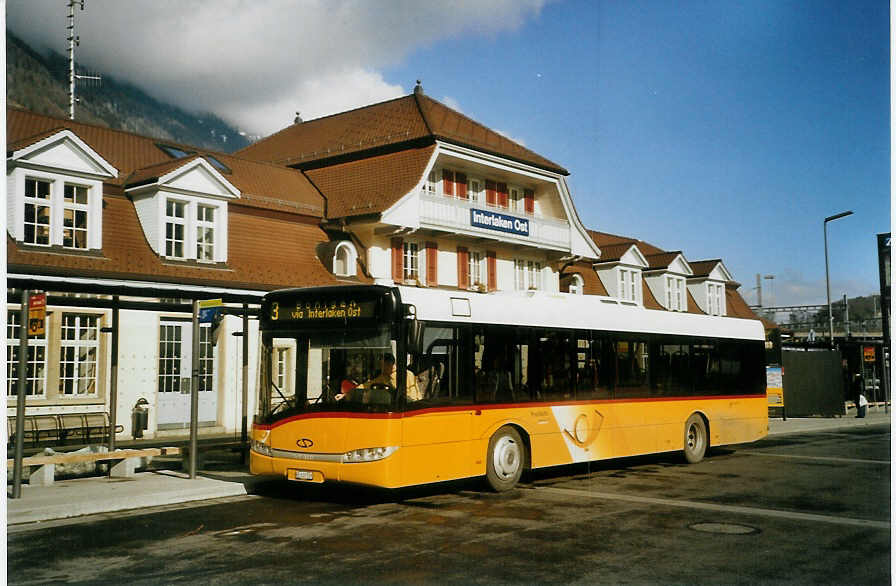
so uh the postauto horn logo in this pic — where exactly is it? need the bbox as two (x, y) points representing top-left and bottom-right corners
(296, 438), (314, 449)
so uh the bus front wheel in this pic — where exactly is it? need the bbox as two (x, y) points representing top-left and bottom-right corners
(683, 414), (708, 464)
(486, 426), (525, 491)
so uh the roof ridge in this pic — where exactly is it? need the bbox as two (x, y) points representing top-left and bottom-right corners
(236, 94), (416, 156)
(7, 106), (207, 154)
(418, 93), (567, 173)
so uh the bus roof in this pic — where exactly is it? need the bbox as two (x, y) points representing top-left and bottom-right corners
(396, 286), (765, 342)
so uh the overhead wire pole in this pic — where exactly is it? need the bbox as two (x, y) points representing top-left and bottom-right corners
(67, 0), (100, 120)
(189, 301), (200, 479)
(242, 303), (250, 457)
(11, 290), (30, 499)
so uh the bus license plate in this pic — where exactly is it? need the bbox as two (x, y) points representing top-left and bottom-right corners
(294, 470), (314, 481)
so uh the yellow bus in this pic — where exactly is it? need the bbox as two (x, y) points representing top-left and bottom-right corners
(251, 285), (767, 491)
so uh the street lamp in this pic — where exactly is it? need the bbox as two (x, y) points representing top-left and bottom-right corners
(824, 210), (853, 344)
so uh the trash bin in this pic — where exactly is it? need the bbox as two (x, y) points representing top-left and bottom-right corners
(132, 398), (149, 438)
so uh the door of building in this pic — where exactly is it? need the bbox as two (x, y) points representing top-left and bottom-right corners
(157, 320), (217, 428)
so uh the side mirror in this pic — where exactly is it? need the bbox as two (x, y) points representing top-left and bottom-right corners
(404, 304), (423, 355)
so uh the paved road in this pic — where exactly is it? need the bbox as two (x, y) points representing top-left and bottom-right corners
(8, 425), (890, 584)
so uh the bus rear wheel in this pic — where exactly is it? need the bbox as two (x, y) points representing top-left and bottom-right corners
(486, 426), (525, 492)
(683, 414), (707, 464)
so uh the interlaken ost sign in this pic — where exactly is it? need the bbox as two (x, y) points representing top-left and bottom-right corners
(470, 208), (530, 237)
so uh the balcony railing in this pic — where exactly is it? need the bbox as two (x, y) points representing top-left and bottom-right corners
(419, 193), (570, 250)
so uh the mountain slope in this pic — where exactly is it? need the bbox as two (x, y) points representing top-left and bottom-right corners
(6, 31), (251, 152)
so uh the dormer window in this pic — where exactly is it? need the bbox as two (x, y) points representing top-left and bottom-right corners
(23, 178), (51, 245)
(162, 197), (223, 262)
(569, 274), (584, 295)
(666, 276), (685, 311)
(618, 268), (639, 302)
(8, 129), (116, 253)
(126, 158), (239, 264)
(333, 241), (358, 277)
(707, 283), (725, 315)
(20, 176), (98, 250)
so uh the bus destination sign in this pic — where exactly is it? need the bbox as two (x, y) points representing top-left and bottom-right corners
(270, 299), (377, 322)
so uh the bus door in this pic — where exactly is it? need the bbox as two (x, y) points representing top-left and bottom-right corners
(401, 324), (475, 485)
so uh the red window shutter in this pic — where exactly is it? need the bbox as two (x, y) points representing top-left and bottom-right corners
(391, 237), (404, 282)
(457, 247), (469, 290)
(486, 251), (497, 291)
(485, 180), (497, 206)
(442, 169), (454, 197)
(456, 172), (467, 199)
(426, 242), (438, 287)
(496, 183), (508, 208)
(524, 189), (534, 213)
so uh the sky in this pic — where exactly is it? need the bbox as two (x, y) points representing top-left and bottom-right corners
(6, 0), (890, 311)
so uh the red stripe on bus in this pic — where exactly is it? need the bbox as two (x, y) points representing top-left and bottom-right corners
(254, 394), (765, 430)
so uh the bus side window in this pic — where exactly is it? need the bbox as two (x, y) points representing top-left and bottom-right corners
(535, 331), (574, 400)
(576, 333), (611, 400)
(410, 324), (471, 405)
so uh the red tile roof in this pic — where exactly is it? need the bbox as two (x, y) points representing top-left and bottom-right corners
(7, 197), (341, 290)
(305, 145), (435, 219)
(7, 107), (325, 217)
(644, 251), (684, 270)
(725, 286), (760, 320)
(689, 260), (723, 278)
(237, 93), (568, 175)
(588, 230), (665, 256)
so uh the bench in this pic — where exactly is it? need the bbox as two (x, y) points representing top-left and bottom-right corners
(7, 447), (181, 486)
(8, 412), (124, 447)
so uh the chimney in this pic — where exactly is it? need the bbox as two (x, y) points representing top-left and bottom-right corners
(294, 111), (303, 124)
(413, 80), (423, 95)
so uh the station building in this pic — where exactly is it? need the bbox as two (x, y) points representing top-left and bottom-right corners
(6, 84), (758, 442)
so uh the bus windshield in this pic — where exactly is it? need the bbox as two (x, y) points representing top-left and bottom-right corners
(258, 327), (400, 421)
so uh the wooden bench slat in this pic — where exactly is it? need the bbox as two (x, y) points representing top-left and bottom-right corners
(7, 447), (181, 467)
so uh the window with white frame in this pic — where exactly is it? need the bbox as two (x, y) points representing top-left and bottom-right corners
(20, 177), (97, 250)
(195, 204), (216, 261)
(403, 242), (420, 281)
(618, 268), (639, 302)
(468, 251), (483, 288)
(707, 283), (724, 315)
(510, 187), (523, 213)
(666, 276), (685, 311)
(6, 310), (47, 397)
(23, 178), (52, 246)
(164, 197), (223, 262)
(569, 274), (584, 295)
(423, 171), (437, 195)
(514, 259), (526, 290)
(59, 313), (99, 396)
(165, 199), (187, 258)
(468, 178), (482, 202)
(276, 347), (289, 391)
(62, 184), (90, 249)
(528, 261), (542, 290)
(333, 241), (357, 277)
(514, 258), (542, 291)
(198, 326), (214, 392)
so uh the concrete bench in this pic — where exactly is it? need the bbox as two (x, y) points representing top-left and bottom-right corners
(7, 447), (181, 486)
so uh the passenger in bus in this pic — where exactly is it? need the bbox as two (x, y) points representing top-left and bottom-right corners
(480, 354), (514, 402)
(337, 353), (420, 401)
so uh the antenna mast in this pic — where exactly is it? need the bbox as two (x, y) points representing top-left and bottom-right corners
(67, 0), (100, 120)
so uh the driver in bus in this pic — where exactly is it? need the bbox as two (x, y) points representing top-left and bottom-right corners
(337, 353), (421, 401)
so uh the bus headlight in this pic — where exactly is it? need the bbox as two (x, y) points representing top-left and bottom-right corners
(251, 439), (272, 457)
(342, 446), (398, 463)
